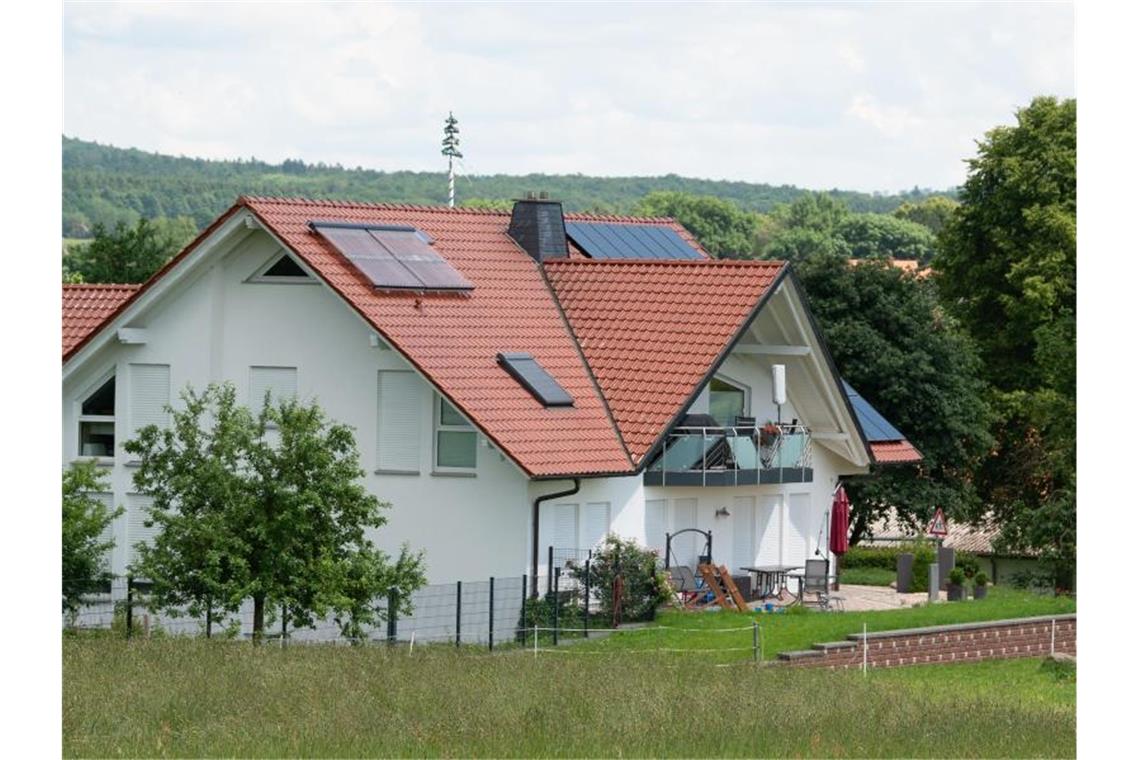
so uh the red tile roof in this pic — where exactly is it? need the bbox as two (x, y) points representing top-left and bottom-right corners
(544, 259), (786, 463)
(240, 198), (635, 477)
(62, 284), (139, 355)
(869, 440), (923, 464)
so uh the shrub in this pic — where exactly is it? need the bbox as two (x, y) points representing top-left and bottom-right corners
(957, 553), (980, 579)
(569, 534), (671, 623)
(846, 542), (935, 592)
(948, 567), (966, 586)
(973, 571), (989, 587)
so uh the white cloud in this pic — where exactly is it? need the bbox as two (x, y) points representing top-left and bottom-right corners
(63, 0), (1074, 193)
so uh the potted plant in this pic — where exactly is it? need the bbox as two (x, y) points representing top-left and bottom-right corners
(972, 571), (989, 600)
(947, 567), (966, 601)
(759, 422), (781, 447)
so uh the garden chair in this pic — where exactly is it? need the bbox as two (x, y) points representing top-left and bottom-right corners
(669, 565), (706, 608)
(801, 559), (844, 611)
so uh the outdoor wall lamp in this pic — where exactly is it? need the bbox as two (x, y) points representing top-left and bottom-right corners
(715, 507), (731, 518)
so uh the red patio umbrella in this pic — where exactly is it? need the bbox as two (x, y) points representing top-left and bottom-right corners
(830, 486), (851, 589)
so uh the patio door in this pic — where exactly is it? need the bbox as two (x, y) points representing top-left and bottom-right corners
(756, 495), (782, 566)
(732, 496), (756, 570)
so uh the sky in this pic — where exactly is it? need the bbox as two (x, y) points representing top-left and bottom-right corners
(63, 1), (1074, 193)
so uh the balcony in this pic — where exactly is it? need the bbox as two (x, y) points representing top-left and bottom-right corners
(644, 418), (813, 487)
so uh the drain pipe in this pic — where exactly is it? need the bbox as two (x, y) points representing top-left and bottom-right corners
(530, 478), (580, 598)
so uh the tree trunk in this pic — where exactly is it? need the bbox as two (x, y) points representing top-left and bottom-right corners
(252, 593), (265, 644)
(206, 602), (212, 639)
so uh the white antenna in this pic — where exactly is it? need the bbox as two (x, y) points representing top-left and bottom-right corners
(441, 112), (462, 208)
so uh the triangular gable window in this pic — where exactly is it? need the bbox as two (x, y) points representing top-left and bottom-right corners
(250, 252), (314, 283)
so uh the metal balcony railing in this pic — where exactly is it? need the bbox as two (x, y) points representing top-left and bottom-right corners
(646, 423), (813, 487)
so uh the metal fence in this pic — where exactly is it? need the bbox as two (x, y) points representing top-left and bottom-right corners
(62, 557), (636, 648)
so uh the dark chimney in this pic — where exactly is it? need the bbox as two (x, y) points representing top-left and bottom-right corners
(508, 198), (568, 262)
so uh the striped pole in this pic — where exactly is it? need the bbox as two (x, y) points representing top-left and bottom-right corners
(448, 158), (455, 208)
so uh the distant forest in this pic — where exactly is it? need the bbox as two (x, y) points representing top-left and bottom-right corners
(62, 136), (954, 238)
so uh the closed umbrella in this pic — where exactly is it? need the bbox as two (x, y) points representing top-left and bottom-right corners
(830, 486), (851, 589)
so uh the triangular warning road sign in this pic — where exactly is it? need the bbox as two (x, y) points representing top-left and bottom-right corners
(927, 507), (948, 537)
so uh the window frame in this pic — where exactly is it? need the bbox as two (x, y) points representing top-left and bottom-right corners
(708, 373), (750, 427)
(76, 367), (117, 463)
(246, 250), (317, 285)
(433, 395), (477, 475)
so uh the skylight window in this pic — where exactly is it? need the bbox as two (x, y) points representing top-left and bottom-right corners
(497, 353), (573, 407)
(310, 221), (474, 292)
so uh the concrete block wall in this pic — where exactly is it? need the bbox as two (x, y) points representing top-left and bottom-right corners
(778, 614), (1076, 670)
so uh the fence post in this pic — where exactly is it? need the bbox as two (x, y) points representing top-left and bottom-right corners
(553, 567), (560, 647)
(753, 621), (759, 663)
(387, 587), (398, 644)
(455, 580), (462, 648)
(519, 574), (527, 644)
(583, 559), (591, 639)
(125, 575), (133, 639)
(547, 546), (554, 595)
(488, 576), (495, 652)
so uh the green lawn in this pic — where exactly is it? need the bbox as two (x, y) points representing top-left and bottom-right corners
(839, 566), (896, 586)
(63, 588), (1075, 757)
(573, 586), (1074, 662)
(64, 638), (1074, 758)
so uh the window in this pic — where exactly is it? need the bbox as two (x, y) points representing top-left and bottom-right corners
(377, 370), (421, 473)
(129, 364), (170, 441)
(249, 251), (314, 283)
(250, 366), (297, 411)
(435, 396), (476, 470)
(78, 373), (116, 458)
(708, 376), (748, 427)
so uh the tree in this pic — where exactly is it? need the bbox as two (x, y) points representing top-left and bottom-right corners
(934, 96), (1076, 584)
(62, 461), (123, 614)
(892, 196), (959, 235)
(792, 255), (994, 541)
(634, 191), (759, 258)
(125, 383), (426, 641)
(837, 214), (937, 263)
(68, 217), (195, 284)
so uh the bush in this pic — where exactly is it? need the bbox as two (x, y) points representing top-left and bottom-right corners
(845, 541), (935, 592)
(973, 571), (989, 587)
(957, 553), (980, 579)
(569, 534), (671, 623)
(948, 567), (966, 586)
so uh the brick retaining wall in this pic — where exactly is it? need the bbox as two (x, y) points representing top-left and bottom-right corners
(777, 614), (1076, 670)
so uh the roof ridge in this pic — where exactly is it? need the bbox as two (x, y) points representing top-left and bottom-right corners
(564, 212), (679, 224)
(239, 195), (510, 215)
(62, 283), (140, 289)
(544, 258), (786, 267)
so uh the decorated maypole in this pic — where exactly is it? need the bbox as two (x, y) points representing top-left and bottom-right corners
(441, 112), (462, 208)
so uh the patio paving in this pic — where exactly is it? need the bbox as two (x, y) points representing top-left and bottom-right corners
(746, 583), (943, 612)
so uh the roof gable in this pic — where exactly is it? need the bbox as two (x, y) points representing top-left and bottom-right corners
(544, 259), (785, 463)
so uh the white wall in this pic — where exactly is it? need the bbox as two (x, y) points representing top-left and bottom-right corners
(63, 231), (531, 585)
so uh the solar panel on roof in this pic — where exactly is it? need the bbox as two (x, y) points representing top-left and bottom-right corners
(497, 352), (574, 407)
(565, 222), (704, 260)
(310, 221), (473, 292)
(842, 380), (906, 442)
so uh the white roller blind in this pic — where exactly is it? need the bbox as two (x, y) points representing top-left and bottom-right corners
(95, 492), (115, 571)
(552, 503), (579, 552)
(377, 370), (421, 473)
(671, 498), (698, 568)
(756, 495), (782, 566)
(584, 502), (610, 549)
(127, 494), (158, 567)
(129, 364), (170, 437)
(645, 499), (668, 558)
(787, 493), (812, 566)
(250, 366), (297, 409)
(732, 496), (756, 570)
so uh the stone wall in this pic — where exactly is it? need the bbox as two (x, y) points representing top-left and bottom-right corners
(777, 614), (1076, 669)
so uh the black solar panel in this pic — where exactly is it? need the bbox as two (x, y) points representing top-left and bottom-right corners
(497, 352), (574, 407)
(311, 221), (474, 292)
(565, 222), (704, 260)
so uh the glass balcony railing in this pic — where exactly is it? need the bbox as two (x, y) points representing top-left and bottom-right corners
(645, 422), (813, 487)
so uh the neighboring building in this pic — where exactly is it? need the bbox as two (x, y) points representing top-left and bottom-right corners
(863, 508), (1043, 585)
(62, 196), (920, 594)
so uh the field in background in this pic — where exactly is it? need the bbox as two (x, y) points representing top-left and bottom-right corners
(64, 639), (1073, 758)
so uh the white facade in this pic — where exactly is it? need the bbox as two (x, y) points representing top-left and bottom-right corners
(63, 218), (868, 593)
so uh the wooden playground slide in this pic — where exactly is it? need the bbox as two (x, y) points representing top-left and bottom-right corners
(696, 564), (750, 612)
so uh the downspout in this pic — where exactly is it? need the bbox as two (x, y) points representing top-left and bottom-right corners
(530, 478), (581, 598)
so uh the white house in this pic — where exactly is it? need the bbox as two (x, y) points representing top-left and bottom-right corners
(62, 196), (919, 601)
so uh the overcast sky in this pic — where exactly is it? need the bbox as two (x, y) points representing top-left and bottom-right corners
(63, 1), (1074, 193)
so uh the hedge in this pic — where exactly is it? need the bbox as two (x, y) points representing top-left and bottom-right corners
(843, 541), (936, 592)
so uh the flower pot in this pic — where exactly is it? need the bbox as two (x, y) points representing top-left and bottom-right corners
(973, 584), (988, 600)
(947, 583), (964, 601)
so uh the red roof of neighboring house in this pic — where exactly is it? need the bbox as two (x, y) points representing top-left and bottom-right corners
(863, 507), (1037, 557)
(545, 259), (786, 463)
(62, 284), (139, 355)
(869, 440), (923, 464)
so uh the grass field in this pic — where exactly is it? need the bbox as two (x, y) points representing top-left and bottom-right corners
(63, 588), (1075, 757)
(838, 566), (896, 586)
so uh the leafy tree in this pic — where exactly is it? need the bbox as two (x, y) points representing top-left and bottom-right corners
(837, 214), (937, 263)
(634, 191), (759, 258)
(62, 461), (123, 614)
(568, 534), (670, 623)
(793, 255), (993, 541)
(125, 383), (426, 641)
(934, 96), (1076, 584)
(765, 226), (851, 263)
(770, 192), (850, 233)
(68, 216), (195, 284)
(892, 196), (959, 235)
